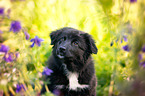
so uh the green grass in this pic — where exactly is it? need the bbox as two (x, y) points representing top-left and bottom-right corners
(0, 0), (144, 95)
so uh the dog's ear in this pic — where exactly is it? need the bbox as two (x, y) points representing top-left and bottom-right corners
(50, 30), (62, 45)
(83, 33), (98, 54)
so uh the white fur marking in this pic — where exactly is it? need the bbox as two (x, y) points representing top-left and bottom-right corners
(68, 72), (89, 90)
(62, 63), (89, 90)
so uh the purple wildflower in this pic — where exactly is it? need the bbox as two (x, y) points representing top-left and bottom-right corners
(16, 84), (25, 93)
(53, 89), (61, 96)
(123, 35), (128, 42)
(15, 52), (19, 58)
(0, 30), (3, 34)
(30, 36), (44, 47)
(139, 61), (145, 68)
(122, 45), (130, 51)
(0, 45), (9, 53)
(24, 32), (30, 40)
(142, 45), (145, 52)
(130, 0), (137, 3)
(42, 67), (53, 76)
(3, 53), (13, 62)
(10, 21), (22, 33)
(16, 84), (21, 93)
(138, 54), (143, 61)
(15, 52), (20, 60)
(0, 8), (4, 15)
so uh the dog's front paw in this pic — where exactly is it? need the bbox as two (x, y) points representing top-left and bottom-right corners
(69, 84), (89, 91)
(79, 84), (89, 89)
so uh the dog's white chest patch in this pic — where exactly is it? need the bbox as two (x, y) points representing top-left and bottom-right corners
(62, 64), (89, 90)
(68, 72), (89, 90)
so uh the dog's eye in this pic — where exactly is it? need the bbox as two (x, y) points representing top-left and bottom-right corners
(60, 37), (66, 41)
(73, 41), (79, 46)
(59, 37), (66, 44)
(60, 38), (64, 41)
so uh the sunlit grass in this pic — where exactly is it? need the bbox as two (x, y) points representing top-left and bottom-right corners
(0, 0), (144, 95)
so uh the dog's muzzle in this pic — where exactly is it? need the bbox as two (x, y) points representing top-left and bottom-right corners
(56, 46), (73, 61)
(56, 47), (66, 59)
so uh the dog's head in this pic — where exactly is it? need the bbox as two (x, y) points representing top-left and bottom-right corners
(50, 27), (98, 62)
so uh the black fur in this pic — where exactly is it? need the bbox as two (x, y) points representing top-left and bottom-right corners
(41, 27), (98, 96)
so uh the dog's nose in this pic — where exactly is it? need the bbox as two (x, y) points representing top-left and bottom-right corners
(59, 47), (66, 53)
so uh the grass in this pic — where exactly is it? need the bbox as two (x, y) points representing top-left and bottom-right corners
(0, 0), (144, 96)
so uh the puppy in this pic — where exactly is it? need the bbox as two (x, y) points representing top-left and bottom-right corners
(41, 27), (98, 96)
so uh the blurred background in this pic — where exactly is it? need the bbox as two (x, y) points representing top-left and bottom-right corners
(0, 0), (145, 96)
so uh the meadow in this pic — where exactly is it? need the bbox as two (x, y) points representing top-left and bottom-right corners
(0, 0), (145, 96)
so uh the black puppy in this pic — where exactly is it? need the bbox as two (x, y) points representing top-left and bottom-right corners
(41, 27), (98, 96)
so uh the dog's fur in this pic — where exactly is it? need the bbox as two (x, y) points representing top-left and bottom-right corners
(41, 27), (98, 96)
